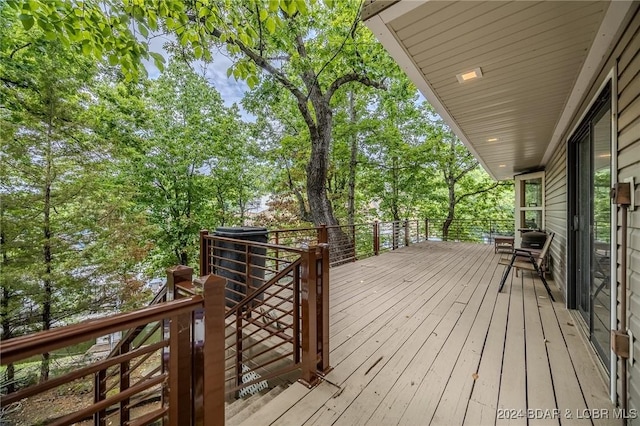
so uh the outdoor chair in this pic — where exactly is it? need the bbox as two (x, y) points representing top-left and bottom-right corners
(498, 232), (555, 301)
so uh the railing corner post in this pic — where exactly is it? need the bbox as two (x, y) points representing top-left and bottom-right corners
(373, 220), (380, 256)
(299, 248), (319, 387)
(317, 244), (331, 375)
(318, 223), (328, 244)
(425, 218), (429, 241)
(198, 274), (226, 426)
(166, 265), (194, 301)
(166, 266), (194, 425)
(404, 219), (410, 246)
(200, 230), (209, 276)
(168, 298), (193, 425)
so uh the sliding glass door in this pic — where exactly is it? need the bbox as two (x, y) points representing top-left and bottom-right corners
(569, 83), (612, 371)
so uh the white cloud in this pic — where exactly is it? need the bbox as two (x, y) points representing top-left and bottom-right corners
(142, 35), (254, 121)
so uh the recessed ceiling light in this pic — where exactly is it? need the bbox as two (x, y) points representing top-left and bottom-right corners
(499, 164), (506, 168)
(456, 67), (483, 84)
(487, 138), (498, 142)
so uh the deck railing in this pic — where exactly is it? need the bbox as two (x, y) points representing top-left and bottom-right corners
(270, 218), (514, 266)
(0, 217), (509, 424)
(199, 231), (331, 392)
(426, 218), (515, 242)
(1, 235), (331, 425)
(0, 269), (227, 425)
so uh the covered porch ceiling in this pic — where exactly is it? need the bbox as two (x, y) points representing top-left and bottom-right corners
(363, 1), (630, 180)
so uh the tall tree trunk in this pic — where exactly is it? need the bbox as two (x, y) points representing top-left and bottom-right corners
(391, 156), (400, 222)
(179, 249), (188, 266)
(1, 227), (15, 393)
(443, 180), (456, 241)
(305, 106), (350, 263)
(306, 108), (338, 228)
(41, 138), (53, 383)
(347, 91), (357, 227)
(391, 156), (400, 249)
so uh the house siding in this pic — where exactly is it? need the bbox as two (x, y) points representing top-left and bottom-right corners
(545, 136), (568, 296)
(544, 4), (640, 413)
(617, 8), (640, 419)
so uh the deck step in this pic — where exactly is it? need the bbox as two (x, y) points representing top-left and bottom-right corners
(226, 385), (287, 425)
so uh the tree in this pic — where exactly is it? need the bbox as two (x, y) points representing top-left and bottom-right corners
(209, 3), (389, 243)
(328, 87), (374, 225)
(1, 15), (114, 381)
(1, 9), (158, 382)
(359, 80), (437, 221)
(427, 121), (509, 240)
(111, 60), (261, 270)
(13, 1), (395, 252)
(243, 76), (313, 223)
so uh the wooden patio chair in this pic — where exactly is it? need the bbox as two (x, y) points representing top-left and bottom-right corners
(498, 232), (555, 301)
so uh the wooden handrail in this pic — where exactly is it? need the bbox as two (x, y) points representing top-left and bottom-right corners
(1, 340), (168, 407)
(0, 273), (229, 426)
(224, 258), (302, 319)
(3, 224), (335, 425)
(1, 296), (203, 365)
(203, 234), (308, 254)
(49, 374), (167, 426)
(105, 284), (167, 361)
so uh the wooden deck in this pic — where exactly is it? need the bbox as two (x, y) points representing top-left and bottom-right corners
(242, 242), (620, 426)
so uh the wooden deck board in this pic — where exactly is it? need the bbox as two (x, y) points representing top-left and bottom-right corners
(431, 258), (503, 425)
(537, 279), (592, 426)
(242, 242), (621, 426)
(523, 274), (558, 426)
(554, 309), (621, 426)
(398, 247), (498, 425)
(496, 267), (527, 426)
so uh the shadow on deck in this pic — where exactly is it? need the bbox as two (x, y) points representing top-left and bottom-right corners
(240, 241), (619, 425)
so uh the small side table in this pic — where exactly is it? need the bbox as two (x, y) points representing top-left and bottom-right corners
(494, 236), (515, 254)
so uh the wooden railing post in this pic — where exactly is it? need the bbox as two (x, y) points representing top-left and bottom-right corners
(119, 340), (131, 425)
(351, 225), (356, 261)
(166, 265), (194, 301)
(197, 274), (226, 426)
(166, 266), (193, 426)
(317, 223), (328, 244)
(199, 230), (209, 276)
(316, 244), (331, 374)
(392, 221), (398, 250)
(299, 247), (319, 387)
(373, 220), (380, 256)
(93, 370), (106, 426)
(425, 218), (429, 241)
(404, 220), (410, 246)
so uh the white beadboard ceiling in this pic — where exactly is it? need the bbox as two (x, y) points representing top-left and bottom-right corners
(363, 1), (625, 180)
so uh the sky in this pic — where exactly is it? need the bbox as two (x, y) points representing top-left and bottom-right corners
(143, 34), (253, 120)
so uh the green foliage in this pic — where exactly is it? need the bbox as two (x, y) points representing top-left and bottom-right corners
(0, 0), (518, 355)
(6, 0), (316, 80)
(109, 60), (264, 270)
(243, 77), (313, 223)
(356, 79), (438, 220)
(0, 8), (145, 351)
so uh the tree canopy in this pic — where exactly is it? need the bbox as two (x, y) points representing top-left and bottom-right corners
(1, 0), (515, 386)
